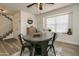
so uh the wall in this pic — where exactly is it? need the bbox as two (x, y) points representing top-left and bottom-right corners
(13, 11), (21, 39)
(36, 4), (79, 45)
(36, 14), (43, 31)
(21, 10), (37, 35)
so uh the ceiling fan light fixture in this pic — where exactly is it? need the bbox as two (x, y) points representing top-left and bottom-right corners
(37, 3), (40, 8)
(38, 3), (42, 10)
(40, 3), (42, 10)
(27, 3), (54, 10)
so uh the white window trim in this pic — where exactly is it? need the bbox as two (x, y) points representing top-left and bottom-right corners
(43, 12), (73, 33)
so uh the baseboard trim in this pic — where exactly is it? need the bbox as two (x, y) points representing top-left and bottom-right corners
(56, 41), (79, 47)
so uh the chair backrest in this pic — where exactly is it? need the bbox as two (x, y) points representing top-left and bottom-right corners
(52, 33), (57, 44)
(18, 34), (25, 46)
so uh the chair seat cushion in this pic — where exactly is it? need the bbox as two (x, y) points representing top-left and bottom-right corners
(23, 42), (32, 47)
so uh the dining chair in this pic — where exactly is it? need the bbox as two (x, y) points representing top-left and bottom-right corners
(18, 34), (33, 56)
(47, 33), (57, 56)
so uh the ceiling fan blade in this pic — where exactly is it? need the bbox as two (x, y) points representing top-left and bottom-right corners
(27, 3), (36, 8)
(47, 3), (54, 5)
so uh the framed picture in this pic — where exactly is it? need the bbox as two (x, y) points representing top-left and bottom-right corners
(27, 20), (33, 24)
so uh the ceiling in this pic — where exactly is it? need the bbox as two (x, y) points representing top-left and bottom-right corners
(0, 3), (72, 15)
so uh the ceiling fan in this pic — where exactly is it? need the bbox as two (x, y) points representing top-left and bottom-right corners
(26, 3), (54, 10)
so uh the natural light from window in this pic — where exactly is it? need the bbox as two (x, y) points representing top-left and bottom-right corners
(46, 14), (69, 33)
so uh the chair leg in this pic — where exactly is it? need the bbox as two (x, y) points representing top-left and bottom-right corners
(20, 47), (25, 56)
(22, 47), (25, 52)
(28, 47), (33, 56)
(52, 45), (56, 56)
(47, 46), (50, 52)
(20, 47), (23, 56)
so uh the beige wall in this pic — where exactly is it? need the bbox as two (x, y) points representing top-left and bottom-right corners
(13, 11), (21, 39)
(36, 14), (43, 31)
(35, 4), (79, 45)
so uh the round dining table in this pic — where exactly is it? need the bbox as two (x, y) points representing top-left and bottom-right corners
(23, 32), (53, 56)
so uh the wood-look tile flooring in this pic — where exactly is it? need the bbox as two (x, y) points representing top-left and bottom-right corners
(55, 41), (79, 56)
(0, 38), (21, 56)
(0, 38), (79, 56)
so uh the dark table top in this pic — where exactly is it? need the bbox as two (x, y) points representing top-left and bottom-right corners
(23, 32), (53, 43)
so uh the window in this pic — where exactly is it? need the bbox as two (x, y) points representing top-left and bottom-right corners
(46, 14), (69, 33)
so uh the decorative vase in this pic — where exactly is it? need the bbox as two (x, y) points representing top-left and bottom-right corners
(48, 29), (51, 32)
(67, 28), (72, 35)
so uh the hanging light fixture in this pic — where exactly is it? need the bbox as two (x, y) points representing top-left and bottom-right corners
(37, 3), (40, 7)
(37, 3), (42, 10)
